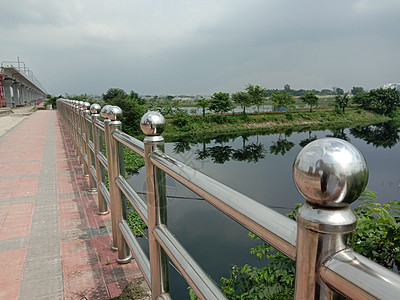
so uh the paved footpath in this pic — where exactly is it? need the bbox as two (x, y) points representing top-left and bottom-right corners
(0, 110), (145, 299)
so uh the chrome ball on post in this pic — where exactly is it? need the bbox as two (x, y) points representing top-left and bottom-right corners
(83, 102), (90, 110)
(140, 111), (166, 136)
(293, 138), (368, 207)
(100, 105), (112, 119)
(108, 106), (123, 121)
(90, 103), (101, 114)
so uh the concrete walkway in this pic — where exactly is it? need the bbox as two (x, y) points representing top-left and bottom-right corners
(0, 110), (145, 299)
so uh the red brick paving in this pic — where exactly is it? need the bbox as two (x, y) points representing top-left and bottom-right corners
(55, 112), (145, 299)
(0, 177), (39, 199)
(0, 110), (146, 299)
(0, 248), (27, 299)
(0, 203), (34, 240)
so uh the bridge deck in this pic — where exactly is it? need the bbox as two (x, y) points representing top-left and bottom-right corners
(0, 110), (145, 299)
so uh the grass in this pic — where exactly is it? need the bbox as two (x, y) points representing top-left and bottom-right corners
(162, 108), (392, 141)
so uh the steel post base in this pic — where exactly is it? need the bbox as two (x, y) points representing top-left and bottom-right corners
(117, 253), (132, 264)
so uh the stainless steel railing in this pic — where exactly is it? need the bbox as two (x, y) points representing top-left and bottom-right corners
(57, 99), (400, 300)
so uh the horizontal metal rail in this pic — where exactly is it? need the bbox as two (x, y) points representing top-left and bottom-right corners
(119, 220), (151, 285)
(89, 166), (97, 182)
(150, 150), (297, 259)
(94, 119), (105, 131)
(99, 182), (111, 205)
(97, 152), (108, 170)
(88, 140), (94, 153)
(113, 131), (145, 157)
(320, 250), (400, 300)
(154, 224), (227, 300)
(116, 176), (148, 224)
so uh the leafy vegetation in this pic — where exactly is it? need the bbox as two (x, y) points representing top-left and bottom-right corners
(300, 92), (319, 112)
(232, 91), (252, 116)
(270, 91), (296, 110)
(210, 92), (233, 116)
(335, 92), (350, 113)
(246, 84), (266, 113)
(103, 88), (148, 135)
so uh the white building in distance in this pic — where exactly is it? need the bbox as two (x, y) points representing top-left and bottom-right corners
(383, 83), (400, 91)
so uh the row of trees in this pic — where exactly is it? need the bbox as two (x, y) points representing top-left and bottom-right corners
(183, 85), (400, 118)
(197, 84), (299, 117)
(262, 84), (365, 97)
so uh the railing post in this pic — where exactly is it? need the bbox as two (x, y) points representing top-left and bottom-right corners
(293, 138), (368, 299)
(141, 111), (170, 299)
(80, 101), (89, 176)
(83, 101), (96, 192)
(76, 101), (84, 165)
(91, 103), (109, 214)
(104, 106), (131, 262)
(72, 100), (79, 157)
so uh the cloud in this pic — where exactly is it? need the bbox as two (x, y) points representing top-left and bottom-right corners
(1, 0), (399, 95)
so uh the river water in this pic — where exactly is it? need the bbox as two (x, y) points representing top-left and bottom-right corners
(127, 122), (400, 298)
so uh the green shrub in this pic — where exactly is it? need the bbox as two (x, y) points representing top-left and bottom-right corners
(173, 110), (191, 127)
(285, 111), (294, 121)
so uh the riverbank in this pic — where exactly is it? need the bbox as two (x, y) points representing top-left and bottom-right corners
(162, 109), (393, 141)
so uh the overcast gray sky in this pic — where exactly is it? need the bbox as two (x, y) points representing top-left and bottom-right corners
(1, 0), (399, 96)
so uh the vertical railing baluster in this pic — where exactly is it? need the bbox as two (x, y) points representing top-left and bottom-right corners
(83, 101), (96, 192)
(141, 111), (170, 299)
(91, 103), (109, 214)
(105, 106), (131, 262)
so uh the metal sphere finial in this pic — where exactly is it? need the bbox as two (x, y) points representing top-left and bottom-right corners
(140, 111), (166, 136)
(83, 102), (90, 110)
(90, 103), (101, 114)
(100, 105), (112, 119)
(293, 138), (368, 207)
(108, 106), (123, 121)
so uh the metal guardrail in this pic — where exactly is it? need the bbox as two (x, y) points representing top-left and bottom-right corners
(57, 99), (400, 300)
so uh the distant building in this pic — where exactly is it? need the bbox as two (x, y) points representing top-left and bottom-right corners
(383, 83), (400, 91)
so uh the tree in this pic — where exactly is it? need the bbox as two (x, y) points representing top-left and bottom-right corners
(351, 86), (365, 95)
(352, 92), (371, 109)
(284, 84), (291, 93)
(196, 98), (209, 117)
(103, 88), (127, 102)
(335, 92), (350, 113)
(335, 87), (344, 95)
(245, 84), (266, 112)
(104, 92), (147, 135)
(300, 92), (319, 112)
(232, 91), (252, 116)
(368, 88), (400, 115)
(209, 92), (232, 115)
(129, 90), (139, 100)
(270, 91), (296, 109)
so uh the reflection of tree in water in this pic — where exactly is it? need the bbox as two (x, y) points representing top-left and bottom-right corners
(299, 131), (317, 148)
(207, 145), (234, 164)
(326, 128), (350, 142)
(196, 141), (209, 160)
(193, 135), (266, 164)
(269, 133), (295, 155)
(173, 140), (192, 154)
(232, 143), (266, 163)
(232, 135), (266, 163)
(350, 122), (400, 148)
